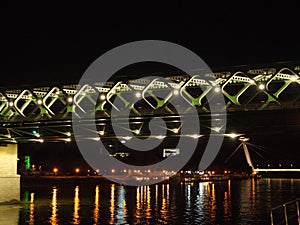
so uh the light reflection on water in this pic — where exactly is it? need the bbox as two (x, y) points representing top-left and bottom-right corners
(72, 186), (80, 224)
(93, 185), (100, 224)
(49, 187), (58, 225)
(11, 178), (300, 224)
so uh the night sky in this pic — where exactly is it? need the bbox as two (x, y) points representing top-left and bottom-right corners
(3, 3), (300, 172)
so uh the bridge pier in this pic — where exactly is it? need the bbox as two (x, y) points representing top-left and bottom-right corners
(0, 144), (20, 204)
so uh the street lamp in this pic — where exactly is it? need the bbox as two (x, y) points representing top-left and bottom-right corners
(53, 168), (58, 175)
(75, 168), (80, 175)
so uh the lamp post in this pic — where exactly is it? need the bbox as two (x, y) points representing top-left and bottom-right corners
(53, 168), (58, 176)
(75, 168), (80, 175)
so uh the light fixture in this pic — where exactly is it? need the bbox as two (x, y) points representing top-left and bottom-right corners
(37, 99), (43, 105)
(214, 86), (221, 93)
(67, 97), (73, 103)
(258, 83), (265, 90)
(225, 133), (239, 138)
(135, 92), (141, 98)
(290, 76), (298, 82)
(100, 94), (106, 100)
(173, 89), (179, 95)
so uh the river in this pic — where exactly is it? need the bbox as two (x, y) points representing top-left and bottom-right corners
(1, 178), (300, 224)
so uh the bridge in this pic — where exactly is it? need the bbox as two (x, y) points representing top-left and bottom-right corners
(225, 136), (300, 176)
(1, 60), (300, 203)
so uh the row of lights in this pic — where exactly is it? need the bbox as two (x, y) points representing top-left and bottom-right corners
(1, 83), (269, 108)
(4, 88), (190, 108)
(266, 164), (294, 167)
(7, 96), (74, 108)
(4, 74), (300, 108)
(52, 168), (178, 175)
(53, 168), (81, 174)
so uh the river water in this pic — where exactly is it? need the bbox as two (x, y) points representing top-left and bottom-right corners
(1, 178), (300, 224)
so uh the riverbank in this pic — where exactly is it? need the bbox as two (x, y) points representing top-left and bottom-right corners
(21, 175), (111, 187)
(21, 174), (174, 186)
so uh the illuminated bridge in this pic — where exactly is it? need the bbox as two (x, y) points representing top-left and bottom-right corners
(1, 60), (300, 203)
(0, 60), (300, 143)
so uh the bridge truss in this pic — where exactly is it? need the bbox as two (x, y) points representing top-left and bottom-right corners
(0, 61), (300, 143)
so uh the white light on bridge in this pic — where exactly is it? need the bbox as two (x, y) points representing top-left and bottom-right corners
(122, 136), (132, 140)
(171, 128), (180, 134)
(37, 99), (43, 105)
(155, 135), (166, 140)
(225, 133), (239, 138)
(67, 97), (73, 103)
(212, 126), (222, 133)
(173, 89), (179, 95)
(214, 86), (221, 93)
(189, 134), (202, 139)
(258, 83), (265, 90)
(100, 94), (106, 100)
(249, 79), (255, 84)
(290, 76), (298, 82)
(94, 137), (101, 141)
(135, 92), (141, 98)
(8, 102), (14, 107)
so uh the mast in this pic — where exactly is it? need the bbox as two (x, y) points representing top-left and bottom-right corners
(239, 137), (256, 174)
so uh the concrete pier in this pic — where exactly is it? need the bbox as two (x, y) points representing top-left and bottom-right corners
(0, 144), (20, 204)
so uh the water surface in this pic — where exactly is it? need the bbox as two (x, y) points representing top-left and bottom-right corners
(2, 178), (300, 224)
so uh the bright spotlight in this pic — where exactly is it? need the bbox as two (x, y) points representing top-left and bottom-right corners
(258, 83), (265, 90)
(67, 97), (73, 103)
(135, 92), (141, 98)
(100, 94), (106, 100)
(214, 86), (221, 93)
(37, 99), (43, 105)
(226, 133), (239, 138)
(290, 76), (298, 82)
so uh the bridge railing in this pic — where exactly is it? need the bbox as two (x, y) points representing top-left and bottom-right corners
(270, 198), (300, 225)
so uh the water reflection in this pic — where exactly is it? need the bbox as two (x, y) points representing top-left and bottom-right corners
(109, 184), (128, 224)
(72, 186), (80, 224)
(146, 186), (151, 219)
(49, 187), (58, 225)
(223, 180), (231, 221)
(161, 184), (169, 222)
(29, 193), (35, 225)
(93, 185), (100, 224)
(109, 184), (115, 224)
(17, 179), (300, 224)
(115, 185), (127, 222)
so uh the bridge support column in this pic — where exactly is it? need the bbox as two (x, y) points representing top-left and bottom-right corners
(0, 144), (20, 204)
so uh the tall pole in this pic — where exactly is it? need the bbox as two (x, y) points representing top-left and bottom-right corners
(239, 137), (256, 174)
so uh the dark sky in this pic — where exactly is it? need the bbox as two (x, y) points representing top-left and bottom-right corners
(4, 3), (300, 172)
(3, 3), (300, 87)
